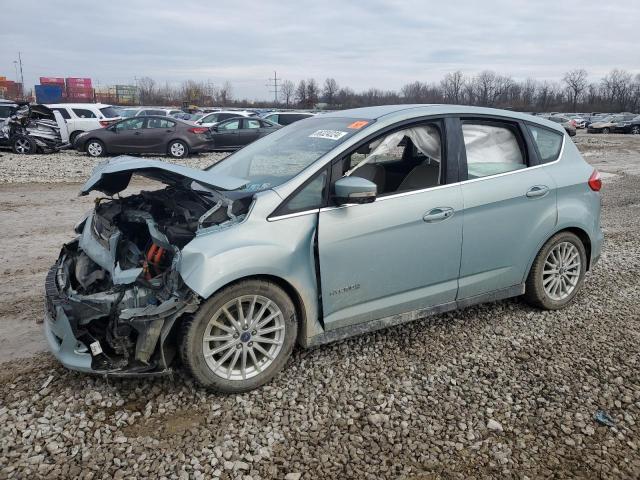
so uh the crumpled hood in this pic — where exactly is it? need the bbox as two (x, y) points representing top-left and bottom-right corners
(80, 156), (248, 196)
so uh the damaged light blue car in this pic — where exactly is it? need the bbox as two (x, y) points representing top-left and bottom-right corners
(44, 105), (603, 393)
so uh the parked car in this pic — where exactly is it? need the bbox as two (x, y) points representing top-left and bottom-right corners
(73, 115), (214, 158)
(195, 110), (255, 127)
(47, 103), (121, 144)
(207, 117), (280, 151)
(545, 116), (577, 136)
(612, 115), (640, 134)
(262, 111), (315, 126)
(44, 105), (603, 393)
(587, 114), (637, 133)
(0, 102), (69, 154)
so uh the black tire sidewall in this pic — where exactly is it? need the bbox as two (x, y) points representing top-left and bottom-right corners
(528, 232), (587, 310)
(182, 280), (298, 393)
(168, 140), (188, 158)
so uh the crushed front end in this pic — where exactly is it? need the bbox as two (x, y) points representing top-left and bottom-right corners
(44, 184), (250, 375)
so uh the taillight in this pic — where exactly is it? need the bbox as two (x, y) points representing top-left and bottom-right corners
(99, 121), (111, 127)
(588, 169), (602, 192)
(188, 127), (209, 134)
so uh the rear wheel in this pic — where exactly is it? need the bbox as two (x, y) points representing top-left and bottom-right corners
(631, 126), (640, 135)
(168, 140), (188, 158)
(12, 135), (36, 154)
(85, 139), (105, 157)
(180, 280), (298, 393)
(524, 232), (587, 310)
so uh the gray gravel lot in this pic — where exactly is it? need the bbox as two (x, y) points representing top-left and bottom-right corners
(0, 134), (639, 479)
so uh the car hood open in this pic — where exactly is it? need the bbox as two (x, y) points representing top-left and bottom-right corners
(80, 156), (248, 196)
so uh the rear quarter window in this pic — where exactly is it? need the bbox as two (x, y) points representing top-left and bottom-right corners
(52, 108), (71, 119)
(528, 125), (563, 164)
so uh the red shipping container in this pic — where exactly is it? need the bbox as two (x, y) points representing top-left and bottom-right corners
(66, 77), (92, 87)
(67, 86), (93, 93)
(40, 77), (65, 85)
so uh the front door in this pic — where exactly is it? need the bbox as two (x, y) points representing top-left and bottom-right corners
(317, 120), (463, 331)
(111, 117), (146, 152)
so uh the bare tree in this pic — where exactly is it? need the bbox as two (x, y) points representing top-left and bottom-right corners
(441, 71), (465, 104)
(323, 78), (339, 106)
(137, 76), (157, 105)
(218, 81), (233, 105)
(306, 79), (319, 108)
(601, 69), (633, 111)
(295, 80), (307, 107)
(563, 69), (588, 111)
(280, 80), (295, 107)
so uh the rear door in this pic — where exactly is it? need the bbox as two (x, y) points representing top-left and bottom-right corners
(456, 117), (558, 299)
(142, 117), (177, 152)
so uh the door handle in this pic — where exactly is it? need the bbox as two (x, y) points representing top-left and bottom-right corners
(134, 131), (142, 135)
(423, 207), (454, 223)
(526, 185), (549, 198)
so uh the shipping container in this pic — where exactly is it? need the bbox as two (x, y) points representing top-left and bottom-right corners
(66, 77), (92, 88)
(35, 84), (64, 104)
(40, 77), (65, 85)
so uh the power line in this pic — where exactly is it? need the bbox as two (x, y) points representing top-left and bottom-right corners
(266, 71), (281, 104)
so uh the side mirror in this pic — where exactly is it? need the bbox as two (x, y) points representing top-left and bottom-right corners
(334, 176), (377, 205)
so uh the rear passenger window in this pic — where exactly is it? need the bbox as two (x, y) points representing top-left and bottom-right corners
(462, 122), (526, 179)
(72, 108), (96, 118)
(528, 125), (563, 163)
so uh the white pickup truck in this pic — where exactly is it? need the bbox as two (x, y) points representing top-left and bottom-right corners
(46, 103), (121, 144)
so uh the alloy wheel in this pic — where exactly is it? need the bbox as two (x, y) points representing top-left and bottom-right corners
(87, 142), (102, 157)
(542, 241), (581, 301)
(632, 126), (640, 135)
(170, 142), (185, 157)
(15, 138), (31, 154)
(202, 295), (286, 380)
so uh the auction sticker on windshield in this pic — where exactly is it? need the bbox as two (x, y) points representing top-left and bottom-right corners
(309, 130), (348, 140)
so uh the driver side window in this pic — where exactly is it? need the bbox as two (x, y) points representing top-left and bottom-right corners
(115, 118), (145, 131)
(342, 123), (442, 196)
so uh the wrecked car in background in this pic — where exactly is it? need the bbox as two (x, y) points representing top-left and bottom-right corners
(44, 105), (602, 393)
(0, 102), (69, 154)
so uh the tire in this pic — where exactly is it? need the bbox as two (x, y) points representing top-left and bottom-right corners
(168, 140), (188, 158)
(602, 127), (610, 134)
(85, 139), (106, 157)
(180, 279), (298, 393)
(524, 231), (587, 310)
(631, 126), (640, 135)
(12, 135), (36, 154)
(69, 131), (84, 145)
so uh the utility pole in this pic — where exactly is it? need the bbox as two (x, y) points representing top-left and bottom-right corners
(17, 52), (25, 98)
(266, 71), (281, 105)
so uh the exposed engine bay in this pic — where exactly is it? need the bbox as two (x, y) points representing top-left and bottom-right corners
(46, 184), (252, 374)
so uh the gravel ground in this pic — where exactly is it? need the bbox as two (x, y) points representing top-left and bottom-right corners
(0, 133), (639, 479)
(0, 150), (228, 184)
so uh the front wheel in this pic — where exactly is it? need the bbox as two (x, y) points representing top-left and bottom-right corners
(631, 126), (640, 135)
(180, 280), (298, 393)
(524, 232), (587, 310)
(602, 127), (610, 134)
(12, 135), (36, 154)
(168, 140), (188, 158)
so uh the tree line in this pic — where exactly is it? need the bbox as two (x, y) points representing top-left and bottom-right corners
(135, 69), (640, 113)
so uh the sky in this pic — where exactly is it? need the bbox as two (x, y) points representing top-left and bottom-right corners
(1, 0), (638, 100)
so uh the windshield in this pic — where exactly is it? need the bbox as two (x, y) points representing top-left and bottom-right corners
(206, 116), (373, 192)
